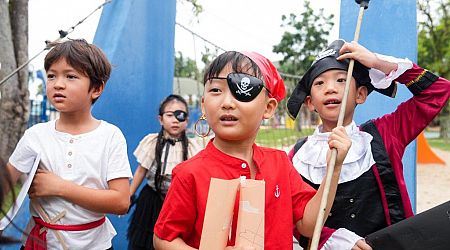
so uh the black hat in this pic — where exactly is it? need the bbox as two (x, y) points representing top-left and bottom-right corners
(286, 39), (397, 119)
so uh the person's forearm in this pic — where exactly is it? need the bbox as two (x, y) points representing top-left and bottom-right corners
(299, 165), (342, 237)
(373, 55), (398, 75)
(6, 162), (23, 185)
(59, 178), (130, 215)
(3, 162), (21, 196)
(153, 235), (196, 250)
(130, 165), (147, 195)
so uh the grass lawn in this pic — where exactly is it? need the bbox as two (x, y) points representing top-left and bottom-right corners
(427, 138), (450, 151)
(0, 183), (21, 220)
(256, 127), (314, 148)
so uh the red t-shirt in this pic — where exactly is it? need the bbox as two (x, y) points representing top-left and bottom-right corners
(154, 140), (316, 249)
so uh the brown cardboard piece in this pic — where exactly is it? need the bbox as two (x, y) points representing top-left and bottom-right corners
(236, 178), (265, 250)
(199, 177), (265, 250)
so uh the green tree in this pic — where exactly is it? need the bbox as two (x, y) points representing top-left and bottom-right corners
(178, 0), (203, 17)
(174, 51), (199, 78)
(272, 0), (333, 131)
(173, 51), (203, 101)
(273, 0), (334, 78)
(200, 46), (220, 73)
(418, 0), (450, 140)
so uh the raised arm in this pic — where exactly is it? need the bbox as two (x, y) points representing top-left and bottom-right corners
(337, 41), (398, 75)
(374, 64), (450, 149)
(338, 41), (450, 148)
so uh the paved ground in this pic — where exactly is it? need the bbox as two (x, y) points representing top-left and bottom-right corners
(416, 147), (450, 213)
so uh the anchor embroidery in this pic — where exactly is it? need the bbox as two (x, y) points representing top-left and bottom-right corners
(274, 185), (280, 198)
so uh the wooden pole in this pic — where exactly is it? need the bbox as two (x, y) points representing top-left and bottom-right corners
(309, 3), (368, 250)
(31, 200), (69, 250)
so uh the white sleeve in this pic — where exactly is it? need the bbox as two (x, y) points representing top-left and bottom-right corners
(187, 138), (202, 158)
(369, 53), (413, 89)
(320, 228), (363, 250)
(106, 128), (132, 181)
(9, 129), (38, 173)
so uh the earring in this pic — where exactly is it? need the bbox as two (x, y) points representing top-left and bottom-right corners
(194, 114), (211, 138)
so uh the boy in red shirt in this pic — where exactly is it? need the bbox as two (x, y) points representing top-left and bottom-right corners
(153, 51), (369, 249)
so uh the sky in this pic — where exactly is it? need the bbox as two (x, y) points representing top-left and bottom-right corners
(28, 0), (341, 71)
(28, 0), (105, 70)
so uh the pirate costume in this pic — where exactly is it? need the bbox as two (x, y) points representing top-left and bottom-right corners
(127, 134), (200, 250)
(287, 40), (450, 248)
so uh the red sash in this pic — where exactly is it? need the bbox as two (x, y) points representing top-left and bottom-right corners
(24, 216), (106, 250)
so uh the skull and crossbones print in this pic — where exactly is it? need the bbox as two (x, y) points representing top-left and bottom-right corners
(235, 76), (253, 96)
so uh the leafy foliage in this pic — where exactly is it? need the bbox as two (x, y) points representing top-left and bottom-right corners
(181, 0), (203, 17)
(174, 51), (199, 79)
(273, 0), (334, 77)
(418, 0), (450, 140)
(271, 0), (333, 131)
(418, 0), (450, 79)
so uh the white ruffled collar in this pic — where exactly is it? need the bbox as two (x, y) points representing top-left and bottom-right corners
(293, 121), (376, 184)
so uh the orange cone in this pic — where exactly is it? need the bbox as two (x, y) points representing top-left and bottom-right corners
(417, 132), (445, 165)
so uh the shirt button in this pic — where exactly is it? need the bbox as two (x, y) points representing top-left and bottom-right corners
(350, 213), (356, 219)
(241, 163), (247, 169)
(349, 198), (354, 203)
(69, 139), (74, 143)
(67, 164), (72, 168)
(68, 151), (72, 156)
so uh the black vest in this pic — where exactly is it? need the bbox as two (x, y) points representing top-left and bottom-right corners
(303, 168), (386, 236)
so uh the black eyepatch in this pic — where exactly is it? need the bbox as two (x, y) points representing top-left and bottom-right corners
(207, 73), (269, 102)
(163, 110), (187, 122)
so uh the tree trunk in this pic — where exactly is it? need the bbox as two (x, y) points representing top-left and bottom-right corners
(0, 0), (29, 163)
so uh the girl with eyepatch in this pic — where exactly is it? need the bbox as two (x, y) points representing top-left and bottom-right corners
(127, 94), (201, 250)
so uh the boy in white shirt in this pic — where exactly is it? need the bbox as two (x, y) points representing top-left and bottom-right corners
(7, 39), (132, 250)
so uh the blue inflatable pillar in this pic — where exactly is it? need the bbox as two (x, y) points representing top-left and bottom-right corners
(340, 0), (417, 212)
(93, 0), (176, 248)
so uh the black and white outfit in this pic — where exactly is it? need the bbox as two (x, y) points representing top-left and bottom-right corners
(127, 133), (200, 250)
(288, 51), (450, 249)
